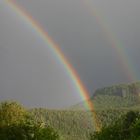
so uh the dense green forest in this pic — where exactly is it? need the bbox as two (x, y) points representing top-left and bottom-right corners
(0, 82), (140, 139)
(90, 111), (140, 140)
(30, 109), (140, 139)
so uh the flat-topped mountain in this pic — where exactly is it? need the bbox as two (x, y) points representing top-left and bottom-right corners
(93, 82), (140, 97)
(72, 82), (140, 110)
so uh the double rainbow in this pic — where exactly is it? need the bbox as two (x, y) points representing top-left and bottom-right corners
(6, 0), (136, 131)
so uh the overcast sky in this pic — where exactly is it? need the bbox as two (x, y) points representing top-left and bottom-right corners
(0, 0), (140, 108)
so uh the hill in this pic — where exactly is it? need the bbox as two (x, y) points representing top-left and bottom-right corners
(30, 109), (140, 140)
(30, 109), (94, 140)
(71, 82), (140, 110)
(1, 82), (140, 140)
(30, 82), (140, 139)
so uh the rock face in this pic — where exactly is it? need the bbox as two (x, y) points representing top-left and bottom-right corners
(93, 82), (140, 98)
(71, 82), (140, 110)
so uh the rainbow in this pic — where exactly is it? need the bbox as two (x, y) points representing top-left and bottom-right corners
(83, 0), (136, 82)
(6, 0), (100, 130)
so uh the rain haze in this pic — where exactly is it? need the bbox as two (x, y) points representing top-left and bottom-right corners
(0, 0), (140, 108)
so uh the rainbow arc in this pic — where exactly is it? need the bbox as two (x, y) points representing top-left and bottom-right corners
(6, 0), (100, 131)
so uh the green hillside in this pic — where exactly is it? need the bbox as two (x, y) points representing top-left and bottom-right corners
(29, 82), (140, 139)
(1, 101), (140, 140)
(72, 82), (140, 110)
(31, 109), (94, 140)
(1, 82), (140, 140)
(30, 109), (140, 140)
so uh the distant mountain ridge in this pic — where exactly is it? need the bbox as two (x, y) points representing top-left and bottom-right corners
(93, 82), (140, 98)
(71, 82), (140, 110)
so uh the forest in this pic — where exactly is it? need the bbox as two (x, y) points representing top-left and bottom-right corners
(0, 82), (140, 139)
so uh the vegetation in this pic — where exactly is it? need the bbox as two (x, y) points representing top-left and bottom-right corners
(90, 111), (140, 140)
(31, 109), (95, 140)
(72, 82), (140, 110)
(30, 82), (140, 139)
(0, 101), (59, 140)
(30, 108), (140, 140)
(0, 82), (140, 139)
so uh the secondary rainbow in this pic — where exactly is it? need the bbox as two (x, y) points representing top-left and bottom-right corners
(83, 0), (137, 82)
(6, 0), (100, 130)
